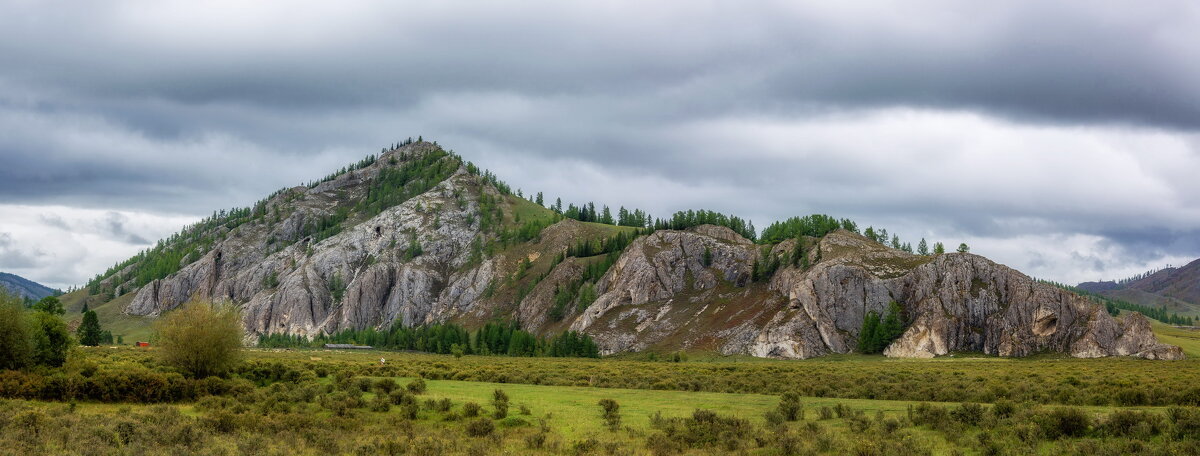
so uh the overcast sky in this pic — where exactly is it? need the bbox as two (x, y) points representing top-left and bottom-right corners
(2, 0), (1199, 290)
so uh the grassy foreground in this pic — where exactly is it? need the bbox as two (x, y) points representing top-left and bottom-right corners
(3, 347), (1200, 455)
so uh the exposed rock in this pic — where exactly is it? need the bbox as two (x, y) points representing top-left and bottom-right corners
(126, 148), (495, 338)
(571, 229), (1182, 360)
(111, 142), (1180, 360)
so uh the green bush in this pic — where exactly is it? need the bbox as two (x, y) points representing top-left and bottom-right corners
(406, 378), (427, 394)
(778, 392), (803, 421)
(1037, 407), (1091, 439)
(155, 300), (243, 378)
(465, 417), (494, 437)
(462, 401), (481, 417)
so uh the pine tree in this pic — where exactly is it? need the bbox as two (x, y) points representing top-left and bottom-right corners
(78, 310), (103, 346)
(857, 311), (881, 353)
(535, 192), (544, 207)
(934, 242), (946, 255)
(957, 243), (970, 253)
(702, 247), (713, 267)
(917, 238), (929, 256)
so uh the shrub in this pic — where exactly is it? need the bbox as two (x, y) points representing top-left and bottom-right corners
(764, 409), (785, 427)
(951, 403), (984, 426)
(406, 378), (427, 394)
(373, 378), (397, 394)
(1167, 407), (1200, 439)
(598, 398), (621, 431)
(388, 389), (414, 406)
(818, 406), (834, 420)
(525, 431), (547, 449)
(155, 300), (243, 378)
(1038, 407), (1091, 439)
(465, 417), (494, 437)
(370, 396), (391, 412)
(991, 399), (1016, 419)
(493, 389), (509, 419)
(1101, 410), (1162, 438)
(462, 401), (481, 417)
(778, 392), (803, 421)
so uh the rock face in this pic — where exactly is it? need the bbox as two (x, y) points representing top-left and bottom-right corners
(570, 229), (1183, 360)
(125, 145), (497, 338)
(103, 142), (1181, 360)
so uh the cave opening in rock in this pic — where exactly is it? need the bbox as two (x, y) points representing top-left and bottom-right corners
(1033, 315), (1058, 336)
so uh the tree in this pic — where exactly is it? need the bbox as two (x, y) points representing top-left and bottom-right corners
(599, 205), (614, 225)
(917, 238), (929, 256)
(78, 310), (103, 346)
(30, 311), (71, 367)
(31, 296), (64, 315)
(81, 302), (89, 313)
(553, 198), (563, 214)
(0, 291), (33, 370)
(933, 242), (946, 255)
(957, 243), (970, 253)
(535, 192), (544, 207)
(857, 302), (905, 354)
(857, 311), (882, 353)
(702, 247), (713, 267)
(155, 300), (244, 378)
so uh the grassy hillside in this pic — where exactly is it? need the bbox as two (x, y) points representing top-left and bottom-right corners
(1150, 319), (1200, 358)
(60, 289), (155, 343)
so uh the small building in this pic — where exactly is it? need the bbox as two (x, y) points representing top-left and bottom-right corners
(323, 344), (373, 350)
(135, 341), (150, 347)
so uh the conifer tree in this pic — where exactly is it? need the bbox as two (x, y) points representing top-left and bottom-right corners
(78, 310), (103, 346)
(917, 238), (929, 256)
(934, 242), (946, 255)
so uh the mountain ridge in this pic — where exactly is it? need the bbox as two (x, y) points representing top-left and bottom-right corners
(71, 140), (1182, 360)
(1078, 258), (1200, 318)
(0, 272), (59, 302)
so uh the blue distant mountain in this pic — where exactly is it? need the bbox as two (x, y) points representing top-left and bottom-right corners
(0, 272), (59, 301)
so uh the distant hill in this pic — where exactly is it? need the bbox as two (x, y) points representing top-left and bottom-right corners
(1078, 258), (1200, 316)
(0, 272), (60, 301)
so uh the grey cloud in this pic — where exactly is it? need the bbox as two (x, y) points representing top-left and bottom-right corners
(0, 233), (45, 269)
(0, 1), (1198, 286)
(38, 213), (68, 230)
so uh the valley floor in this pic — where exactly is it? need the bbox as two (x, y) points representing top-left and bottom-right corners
(3, 347), (1200, 455)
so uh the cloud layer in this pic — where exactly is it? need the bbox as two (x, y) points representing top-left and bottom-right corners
(1, 0), (1198, 288)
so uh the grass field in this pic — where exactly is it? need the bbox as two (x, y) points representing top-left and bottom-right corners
(4, 346), (1200, 454)
(1150, 319), (1200, 358)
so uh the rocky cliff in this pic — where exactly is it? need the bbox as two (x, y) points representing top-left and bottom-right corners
(81, 141), (1181, 360)
(568, 228), (1182, 360)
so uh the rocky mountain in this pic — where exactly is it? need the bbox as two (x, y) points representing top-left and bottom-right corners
(1078, 259), (1200, 316)
(71, 140), (1182, 360)
(0, 272), (59, 301)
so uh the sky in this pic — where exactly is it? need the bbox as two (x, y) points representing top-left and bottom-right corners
(1, 0), (1199, 290)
